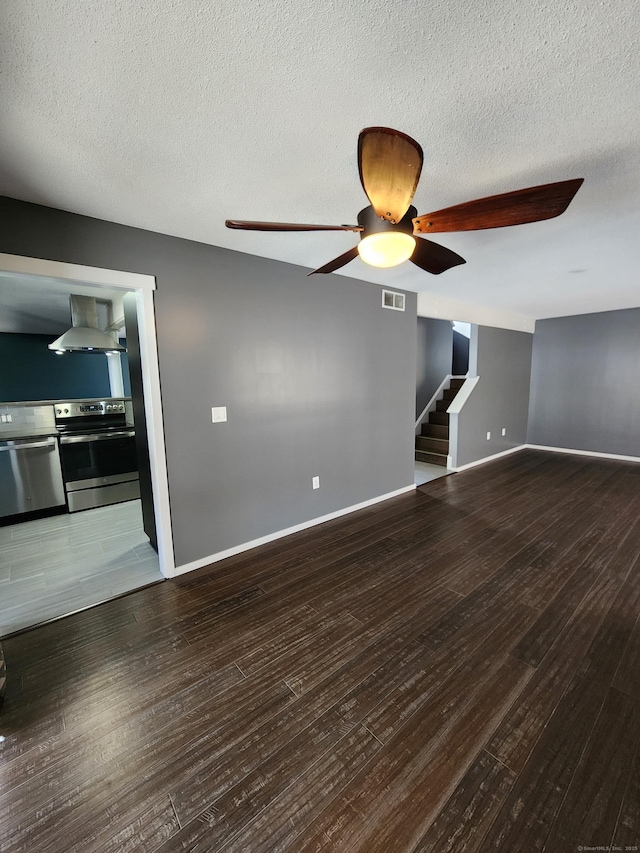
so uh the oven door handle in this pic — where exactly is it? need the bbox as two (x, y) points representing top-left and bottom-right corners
(59, 430), (135, 444)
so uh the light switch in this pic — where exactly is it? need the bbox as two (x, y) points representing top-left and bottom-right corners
(211, 406), (227, 423)
(312, 476), (320, 489)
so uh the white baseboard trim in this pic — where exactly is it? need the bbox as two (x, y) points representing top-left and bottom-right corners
(437, 442), (640, 477)
(525, 444), (640, 464)
(450, 445), (526, 472)
(169, 483), (417, 578)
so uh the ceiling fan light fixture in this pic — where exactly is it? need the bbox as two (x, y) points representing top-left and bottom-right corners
(357, 232), (416, 268)
(226, 127), (583, 277)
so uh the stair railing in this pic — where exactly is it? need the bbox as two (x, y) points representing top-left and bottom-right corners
(415, 374), (467, 435)
(446, 376), (480, 468)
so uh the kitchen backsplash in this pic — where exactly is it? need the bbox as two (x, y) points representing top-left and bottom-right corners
(0, 404), (56, 435)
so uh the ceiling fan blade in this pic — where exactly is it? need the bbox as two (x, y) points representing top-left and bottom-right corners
(413, 178), (584, 234)
(225, 220), (362, 232)
(358, 127), (423, 224)
(308, 246), (359, 275)
(410, 237), (466, 275)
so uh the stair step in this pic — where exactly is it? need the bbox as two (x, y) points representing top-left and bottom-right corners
(429, 411), (449, 426)
(415, 450), (448, 466)
(442, 388), (459, 401)
(436, 399), (452, 412)
(422, 423), (449, 439)
(416, 436), (449, 454)
(450, 378), (465, 390)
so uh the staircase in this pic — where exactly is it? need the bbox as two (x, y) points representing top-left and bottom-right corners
(415, 378), (465, 467)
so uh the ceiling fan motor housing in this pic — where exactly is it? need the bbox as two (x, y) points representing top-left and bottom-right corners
(357, 204), (417, 240)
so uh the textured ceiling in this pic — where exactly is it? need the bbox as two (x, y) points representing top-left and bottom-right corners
(1, 0), (639, 329)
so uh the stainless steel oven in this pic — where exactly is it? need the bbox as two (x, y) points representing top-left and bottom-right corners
(56, 400), (140, 512)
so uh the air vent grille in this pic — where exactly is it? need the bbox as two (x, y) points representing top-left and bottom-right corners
(382, 290), (405, 311)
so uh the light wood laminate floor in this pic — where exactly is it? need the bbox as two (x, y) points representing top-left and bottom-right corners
(0, 500), (162, 637)
(1, 451), (640, 851)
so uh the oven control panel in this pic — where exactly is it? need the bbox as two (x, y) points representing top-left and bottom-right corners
(55, 400), (126, 419)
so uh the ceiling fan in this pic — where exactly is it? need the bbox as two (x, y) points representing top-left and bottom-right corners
(226, 127), (583, 276)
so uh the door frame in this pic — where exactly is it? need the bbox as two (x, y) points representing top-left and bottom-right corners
(0, 252), (175, 577)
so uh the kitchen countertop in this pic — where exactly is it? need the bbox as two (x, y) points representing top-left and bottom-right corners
(1, 399), (135, 441)
(0, 428), (60, 441)
(1, 398), (131, 406)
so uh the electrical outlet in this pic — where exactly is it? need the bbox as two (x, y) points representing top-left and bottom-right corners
(486, 431), (491, 440)
(211, 406), (227, 423)
(502, 427), (506, 436)
(312, 476), (320, 490)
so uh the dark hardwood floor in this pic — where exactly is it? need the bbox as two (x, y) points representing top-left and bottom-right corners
(1, 449), (640, 852)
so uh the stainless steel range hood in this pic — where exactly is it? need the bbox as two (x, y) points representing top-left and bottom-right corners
(48, 295), (125, 354)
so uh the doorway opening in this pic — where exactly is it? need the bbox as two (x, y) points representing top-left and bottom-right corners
(0, 253), (174, 637)
(414, 317), (471, 485)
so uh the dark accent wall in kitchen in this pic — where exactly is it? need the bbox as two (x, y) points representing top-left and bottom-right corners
(0, 196), (417, 569)
(122, 295), (156, 551)
(0, 331), (111, 401)
(119, 341), (132, 399)
(527, 308), (640, 456)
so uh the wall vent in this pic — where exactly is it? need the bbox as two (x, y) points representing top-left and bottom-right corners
(382, 290), (405, 312)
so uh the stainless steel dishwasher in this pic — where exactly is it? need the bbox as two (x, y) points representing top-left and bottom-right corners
(0, 436), (66, 518)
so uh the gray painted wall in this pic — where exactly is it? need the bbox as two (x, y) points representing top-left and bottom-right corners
(415, 317), (453, 419)
(528, 308), (640, 456)
(452, 329), (469, 376)
(454, 325), (533, 467)
(0, 197), (417, 567)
